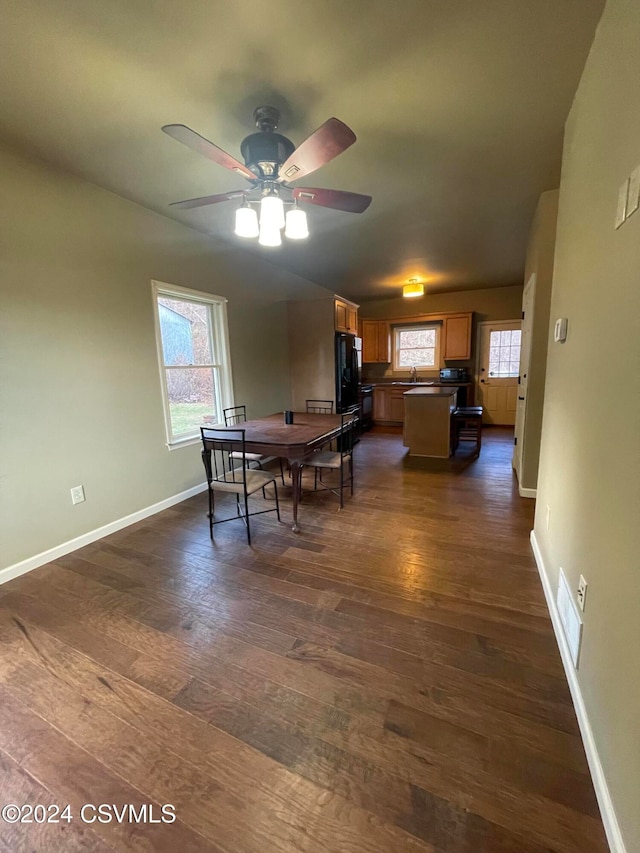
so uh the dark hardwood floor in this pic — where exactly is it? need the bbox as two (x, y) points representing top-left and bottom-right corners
(0, 428), (608, 852)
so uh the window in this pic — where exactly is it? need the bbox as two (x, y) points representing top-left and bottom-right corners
(488, 329), (521, 377)
(393, 324), (440, 371)
(152, 281), (233, 446)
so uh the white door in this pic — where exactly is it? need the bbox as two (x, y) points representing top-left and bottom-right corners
(513, 276), (535, 474)
(476, 320), (522, 426)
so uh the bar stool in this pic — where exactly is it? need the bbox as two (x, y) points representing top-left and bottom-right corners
(452, 406), (483, 456)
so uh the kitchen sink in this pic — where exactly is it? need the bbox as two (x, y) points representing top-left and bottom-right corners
(391, 381), (435, 386)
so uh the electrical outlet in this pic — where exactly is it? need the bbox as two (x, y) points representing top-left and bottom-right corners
(577, 575), (587, 612)
(70, 485), (85, 505)
(545, 505), (551, 530)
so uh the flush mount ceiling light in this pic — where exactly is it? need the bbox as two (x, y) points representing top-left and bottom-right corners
(402, 279), (424, 298)
(162, 106), (372, 248)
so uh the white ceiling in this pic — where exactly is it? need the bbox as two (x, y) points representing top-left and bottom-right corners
(0, 0), (604, 301)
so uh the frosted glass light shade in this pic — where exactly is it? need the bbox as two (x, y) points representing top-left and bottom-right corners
(285, 207), (309, 239)
(402, 282), (424, 298)
(258, 220), (282, 247)
(260, 196), (285, 230)
(234, 206), (259, 238)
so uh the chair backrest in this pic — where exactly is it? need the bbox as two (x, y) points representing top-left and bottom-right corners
(339, 406), (360, 457)
(201, 427), (247, 486)
(224, 405), (247, 426)
(306, 399), (334, 414)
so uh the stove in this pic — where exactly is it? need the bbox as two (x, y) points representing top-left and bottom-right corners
(359, 384), (374, 431)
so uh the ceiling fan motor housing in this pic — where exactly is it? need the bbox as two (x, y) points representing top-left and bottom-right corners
(163, 104), (372, 213)
(240, 132), (295, 179)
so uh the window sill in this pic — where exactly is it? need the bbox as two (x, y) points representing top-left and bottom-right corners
(167, 421), (226, 451)
(166, 435), (201, 451)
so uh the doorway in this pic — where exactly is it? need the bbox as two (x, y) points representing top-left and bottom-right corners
(476, 320), (522, 425)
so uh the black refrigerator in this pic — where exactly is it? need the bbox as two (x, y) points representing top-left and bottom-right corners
(335, 333), (360, 413)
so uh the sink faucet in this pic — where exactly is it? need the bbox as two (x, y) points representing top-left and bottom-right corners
(410, 366), (418, 383)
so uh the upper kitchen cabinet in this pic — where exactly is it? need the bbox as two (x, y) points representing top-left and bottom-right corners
(335, 296), (359, 335)
(442, 313), (472, 360)
(361, 319), (390, 363)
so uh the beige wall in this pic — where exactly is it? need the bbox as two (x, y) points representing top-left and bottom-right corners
(288, 299), (336, 412)
(0, 143), (330, 571)
(534, 1), (640, 849)
(359, 284), (523, 378)
(520, 189), (559, 491)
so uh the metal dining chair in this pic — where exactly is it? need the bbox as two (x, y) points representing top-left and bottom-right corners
(223, 405), (285, 484)
(200, 427), (280, 545)
(300, 408), (358, 508)
(305, 399), (334, 414)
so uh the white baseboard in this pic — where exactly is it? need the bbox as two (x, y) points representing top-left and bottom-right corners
(518, 485), (537, 499)
(0, 482), (208, 588)
(530, 530), (627, 853)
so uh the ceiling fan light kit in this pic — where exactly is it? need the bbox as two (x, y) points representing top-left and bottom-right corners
(403, 280), (424, 298)
(285, 205), (309, 240)
(260, 194), (285, 230)
(234, 203), (259, 238)
(258, 220), (282, 247)
(162, 106), (371, 247)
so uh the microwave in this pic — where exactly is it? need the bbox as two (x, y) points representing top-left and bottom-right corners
(440, 367), (468, 382)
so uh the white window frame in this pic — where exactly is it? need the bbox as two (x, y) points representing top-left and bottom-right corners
(151, 280), (234, 449)
(393, 323), (441, 374)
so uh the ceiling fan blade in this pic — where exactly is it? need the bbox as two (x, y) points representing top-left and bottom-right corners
(278, 118), (356, 182)
(169, 190), (245, 210)
(293, 187), (372, 213)
(162, 124), (256, 180)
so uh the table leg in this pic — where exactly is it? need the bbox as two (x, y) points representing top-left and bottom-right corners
(290, 459), (302, 533)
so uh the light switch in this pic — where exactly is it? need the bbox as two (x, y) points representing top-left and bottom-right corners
(70, 485), (85, 505)
(627, 166), (640, 218)
(554, 318), (568, 343)
(615, 179), (629, 229)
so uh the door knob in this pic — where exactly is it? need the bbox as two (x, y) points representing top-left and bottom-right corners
(518, 396), (525, 400)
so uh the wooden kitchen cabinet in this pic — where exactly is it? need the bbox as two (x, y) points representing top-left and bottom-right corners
(443, 313), (472, 360)
(335, 297), (359, 335)
(388, 388), (406, 422)
(361, 320), (390, 363)
(372, 386), (405, 424)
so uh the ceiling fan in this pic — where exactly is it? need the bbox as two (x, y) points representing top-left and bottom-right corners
(161, 106), (372, 245)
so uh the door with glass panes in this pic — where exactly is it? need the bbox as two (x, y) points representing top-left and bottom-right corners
(476, 321), (522, 425)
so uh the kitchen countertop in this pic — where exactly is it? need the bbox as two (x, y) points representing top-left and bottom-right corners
(364, 380), (472, 387)
(403, 386), (459, 397)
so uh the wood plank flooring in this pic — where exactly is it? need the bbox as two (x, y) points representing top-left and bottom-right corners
(0, 428), (608, 852)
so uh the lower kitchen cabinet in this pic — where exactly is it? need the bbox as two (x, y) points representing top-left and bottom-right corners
(372, 386), (405, 424)
(388, 388), (405, 421)
(371, 383), (473, 424)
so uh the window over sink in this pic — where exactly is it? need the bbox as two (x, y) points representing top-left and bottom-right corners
(393, 324), (441, 373)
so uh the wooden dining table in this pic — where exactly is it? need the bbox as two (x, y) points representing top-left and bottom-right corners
(208, 411), (352, 532)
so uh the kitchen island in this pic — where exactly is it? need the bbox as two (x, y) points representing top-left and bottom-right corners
(403, 386), (458, 457)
